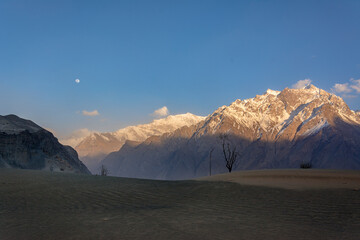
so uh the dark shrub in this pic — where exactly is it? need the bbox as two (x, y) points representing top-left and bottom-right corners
(300, 162), (312, 169)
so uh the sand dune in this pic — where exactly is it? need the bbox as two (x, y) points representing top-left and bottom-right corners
(0, 169), (359, 240)
(199, 169), (360, 190)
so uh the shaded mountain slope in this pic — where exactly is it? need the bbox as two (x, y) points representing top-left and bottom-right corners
(73, 113), (205, 173)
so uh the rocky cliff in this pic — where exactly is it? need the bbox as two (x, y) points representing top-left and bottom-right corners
(0, 115), (90, 174)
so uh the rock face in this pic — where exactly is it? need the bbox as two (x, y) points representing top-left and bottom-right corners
(73, 113), (206, 173)
(0, 115), (90, 174)
(102, 85), (360, 180)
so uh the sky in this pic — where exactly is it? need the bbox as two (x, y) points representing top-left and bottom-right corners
(1, 0), (360, 140)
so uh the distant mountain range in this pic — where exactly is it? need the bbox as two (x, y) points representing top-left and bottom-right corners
(72, 113), (205, 173)
(0, 114), (90, 174)
(4, 84), (359, 179)
(99, 85), (360, 179)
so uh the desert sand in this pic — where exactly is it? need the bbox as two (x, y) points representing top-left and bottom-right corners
(0, 169), (359, 240)
(199, 169), (360, 190)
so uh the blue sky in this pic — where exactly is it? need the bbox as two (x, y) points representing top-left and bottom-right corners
(1, 0), (360, 139)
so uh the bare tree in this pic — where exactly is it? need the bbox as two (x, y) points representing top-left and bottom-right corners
(99, 164), (110, 176)
(209, 147), (215, 176)
(219, 133), (238, 173)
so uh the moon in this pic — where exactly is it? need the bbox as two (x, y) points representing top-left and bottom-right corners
(75, 79), (80, 84)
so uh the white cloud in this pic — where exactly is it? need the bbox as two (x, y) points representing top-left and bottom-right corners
(152, 106), (169, 118)
(82, 110), (99, 116)
(331, 78), (360, 98)
(292, 79), (312, 89)
(332, 83), (352, 93)
(75, 78), (80, 83)
(350, 78), (360, 93)
(59, 128), (93, 147)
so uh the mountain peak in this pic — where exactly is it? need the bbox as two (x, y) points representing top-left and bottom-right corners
(288, 84), (321, 94)
(304, 84), (317, 89)
(299, 84), (321, 94)
(265, 89), (280, 96)
(196, 85), (359, 139)
(0, 114), (42, 134)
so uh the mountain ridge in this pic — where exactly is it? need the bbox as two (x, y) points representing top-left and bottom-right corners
(101, 85), (360, 179)
(72, 113), (206, 173)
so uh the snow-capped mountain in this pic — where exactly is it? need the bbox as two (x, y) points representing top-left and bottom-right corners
(0, 115), (90, 174)
(196, 84), (359, 139)
(74, 113), (206, 173)
(101, 85), (360, 180)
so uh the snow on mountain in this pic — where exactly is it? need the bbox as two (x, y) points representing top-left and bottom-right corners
(195, 84), (359, 140)
(112, 113), (205, 143)
(74, 113), (206, 173)
(101, 85), (360, 180)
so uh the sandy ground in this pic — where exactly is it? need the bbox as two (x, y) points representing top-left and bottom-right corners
(0, 169), (359, 240)
(199, 169), (360, 190)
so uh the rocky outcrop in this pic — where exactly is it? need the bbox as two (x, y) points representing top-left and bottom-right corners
(0, 115), (90, 174)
